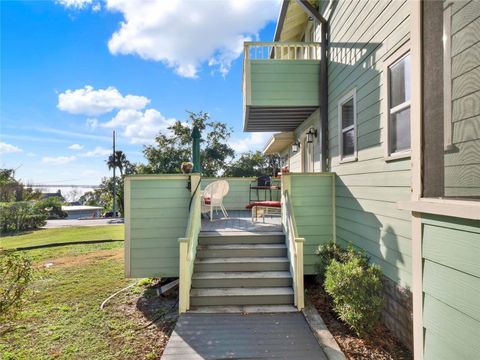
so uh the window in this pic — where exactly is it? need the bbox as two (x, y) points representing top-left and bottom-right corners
(338, 89), (357, 161)
(386, 52), (411, 157)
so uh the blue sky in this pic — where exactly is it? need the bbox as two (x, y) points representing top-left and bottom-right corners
(1, 0), (279, 185)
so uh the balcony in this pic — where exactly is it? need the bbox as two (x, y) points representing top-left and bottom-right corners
(242, 42), (322, 132)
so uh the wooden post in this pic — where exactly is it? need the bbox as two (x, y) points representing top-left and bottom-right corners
(178, 238), (188, 313)
(296, 238), (305, 310)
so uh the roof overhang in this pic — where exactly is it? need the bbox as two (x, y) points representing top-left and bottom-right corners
(263, 132), (295, 155)
(274, 0), (314, 42)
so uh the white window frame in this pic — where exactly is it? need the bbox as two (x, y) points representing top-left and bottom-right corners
(338, 88), (357, 163)
(383, 43), (412, 160)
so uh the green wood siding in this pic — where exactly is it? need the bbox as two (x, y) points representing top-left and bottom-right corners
(127, 176), (190, 278)
(326, 0), (412, 288)
(248, 60), (321, 107)
(289, 174), (335, 274)
(444, 1), (480, 197)
(202, 178), (280, 211)
(422, 214), (480, 360)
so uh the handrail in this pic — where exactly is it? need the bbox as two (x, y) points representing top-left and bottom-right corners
(178, 177), (202, 313)
(244, 41), (321, 61)
(283, 189), (305, 310)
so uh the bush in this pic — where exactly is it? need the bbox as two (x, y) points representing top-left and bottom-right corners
(0, 202), (48, 233)
(314, 241), (369, 282)
(324, 256), (384, 336)
(0, 250), (34, 322)
(34, 197), (67, 219)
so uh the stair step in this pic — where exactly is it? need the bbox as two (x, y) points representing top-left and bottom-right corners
(189, 305), (298, 313)
(197, 244), (287, 258)
(192, 271), (292, 288)
(199, 232), (285, 245)
(190, 287), (294, 306)
(194, 257), (290, 272)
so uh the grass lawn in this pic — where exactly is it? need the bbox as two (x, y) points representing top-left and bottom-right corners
(0, 229), (177, 360)
(0, 225), (124, 249)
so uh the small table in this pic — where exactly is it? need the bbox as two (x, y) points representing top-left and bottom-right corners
(246, 201), (282, 223)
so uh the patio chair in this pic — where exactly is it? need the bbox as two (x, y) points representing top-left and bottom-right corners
(249, 175), (272, 203)
(201, 180), (230, 221)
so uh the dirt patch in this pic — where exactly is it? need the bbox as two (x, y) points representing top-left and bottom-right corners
(106, 279), (179, 359)
(38, 248), (123, 268)
(306, 278), (412, 360)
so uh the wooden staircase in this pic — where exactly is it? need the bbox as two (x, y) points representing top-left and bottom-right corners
(189, 232), (295, 311)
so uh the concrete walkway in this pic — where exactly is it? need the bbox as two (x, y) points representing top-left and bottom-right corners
(42, 218), (124, 228)
(161, 313), (327, 359)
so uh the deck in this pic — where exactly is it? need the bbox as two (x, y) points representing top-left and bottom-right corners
(201, 210), (282, 233)
(161, 313), (327, 359)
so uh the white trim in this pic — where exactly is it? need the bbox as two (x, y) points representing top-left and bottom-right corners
(383, 43), (412, 159)
(443, 3), (453, 150)
(409, 3), (423, 359)
(124, 177), (131, 278)
(398, 198), (480, 220)
(338, 88), (357, 162)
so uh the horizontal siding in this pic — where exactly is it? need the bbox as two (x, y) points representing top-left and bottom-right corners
(128, 177), (190, 278)
(202, 178), (280, 210)
(327, 0), (412, 288)
(422, 214), (480, 359)
(445, 2), (480, 198)
(289, 174), (335, 274)
(248, 60), (321, 107)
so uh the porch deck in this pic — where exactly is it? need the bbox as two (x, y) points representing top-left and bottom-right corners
(201, 210), (282, 233)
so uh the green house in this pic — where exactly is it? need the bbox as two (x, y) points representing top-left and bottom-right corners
(125, 1), (480, 358)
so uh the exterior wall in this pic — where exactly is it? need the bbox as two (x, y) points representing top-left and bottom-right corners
(248, 60), (321, 107)
(421, 214), (480, 359)
(444, 2), (480, 197)
(287, 173), (335, 274)
(65, 209), (100, 219)
(287, 109), (322, 173)
(125, 175), (190, 278)
(323, 0), (413, 347)
(202, 177), (280, 210)
(326, 0), (412, 288)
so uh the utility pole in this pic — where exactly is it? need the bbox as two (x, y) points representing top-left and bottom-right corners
(112, 130), (117, 218)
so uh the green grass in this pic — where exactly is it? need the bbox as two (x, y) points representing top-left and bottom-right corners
(0, 241), (177, 359)
(0, 225), (124, 249)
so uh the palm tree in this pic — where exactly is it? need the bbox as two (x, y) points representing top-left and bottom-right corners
(107, 150), (128, 177)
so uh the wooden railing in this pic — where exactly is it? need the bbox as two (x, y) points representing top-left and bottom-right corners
(178, 175), (202, 313)
(244, 41), (322, 61)
(283, 189), (305, 310)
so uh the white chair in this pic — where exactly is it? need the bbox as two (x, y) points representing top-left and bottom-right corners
(201, 180), (230, 221)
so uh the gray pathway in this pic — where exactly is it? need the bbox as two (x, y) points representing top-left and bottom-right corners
(161, 313), (327, 359)
(201, 210), (282, 233)
(42, 218), (124, 228)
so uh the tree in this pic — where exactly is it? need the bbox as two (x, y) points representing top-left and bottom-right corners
(0, 169), (41, 202)
(140, 111), (235, 176)
(107, 150), (133, 177)
(224, 151), (280, 177)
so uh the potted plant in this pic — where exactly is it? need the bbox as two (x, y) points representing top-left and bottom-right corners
(181, 162), (193, 174)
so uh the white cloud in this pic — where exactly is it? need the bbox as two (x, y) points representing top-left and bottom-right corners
(106, 0), (279, 77)
(42, 156), (76, 165)
(80, 146), (111, 157)
(101, 108), (176, 144)
(231, 132), (273, 153)
(0, 142), (22, 154)
(57, 85), (150, 116)
(26, 152), (37, 157)
(69, 143), (84, 150)
(56, 0), (92, 9)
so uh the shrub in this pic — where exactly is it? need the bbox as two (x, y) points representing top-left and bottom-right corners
(314, 241), (369, 282)
(0, 250), (34, 322)
(324, 256), (384, 336)
(34, 196), (67, 219)
(0, 202), (48, 233)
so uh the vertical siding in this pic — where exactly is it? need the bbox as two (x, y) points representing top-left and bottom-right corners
(202, 178), (280, 210)
(127, 176), (190, 278)
(289, 174), (335, 274)
(326, 0), (413, 288)
(422, 214), (480, 360)
(444, 1), (480, 197)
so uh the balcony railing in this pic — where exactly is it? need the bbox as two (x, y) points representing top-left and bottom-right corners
(244, 41), (322, 61)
